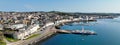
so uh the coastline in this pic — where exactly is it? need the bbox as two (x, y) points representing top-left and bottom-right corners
(7, 18), (96, 45)
(7, 26), (57, 45)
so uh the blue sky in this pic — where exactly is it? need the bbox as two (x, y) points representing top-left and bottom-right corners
(0, 0), (120, 13)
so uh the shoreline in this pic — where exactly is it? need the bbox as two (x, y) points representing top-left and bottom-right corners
(7, 18), (96, 45)
(33, 18), (96, 44)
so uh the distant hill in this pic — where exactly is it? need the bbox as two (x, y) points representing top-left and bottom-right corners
(48, 11), (120, 16)
(0, 11), (120, 16)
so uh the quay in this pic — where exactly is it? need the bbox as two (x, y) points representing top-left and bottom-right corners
(57, 29), (97, 35)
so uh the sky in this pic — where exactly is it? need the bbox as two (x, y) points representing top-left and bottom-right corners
(0, 0), (120, 13)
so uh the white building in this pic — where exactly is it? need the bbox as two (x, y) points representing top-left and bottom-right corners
(13, 24), (40, 40)
(43, 22), (54, 28)
(7, 24), (27, 30)
(0, 24), (3, 30)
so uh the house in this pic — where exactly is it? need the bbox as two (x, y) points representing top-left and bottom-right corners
(0, 24), (3, 30)
(5, 24), (27, 30)
(13, 24), (40, 40)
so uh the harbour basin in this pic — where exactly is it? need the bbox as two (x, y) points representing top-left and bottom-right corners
(40, 17), (120, 45)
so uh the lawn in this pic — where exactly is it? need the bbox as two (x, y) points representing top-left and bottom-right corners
(0, 41), (6, 45)
(0, 31), (6, 45)
(0, 39), (6, 45)
(5, 37), (19, 42)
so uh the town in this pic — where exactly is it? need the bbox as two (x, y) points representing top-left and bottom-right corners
(0, 11), (119, 45)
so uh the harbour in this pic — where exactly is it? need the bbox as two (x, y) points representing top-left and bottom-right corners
(40, 16), (120, 45)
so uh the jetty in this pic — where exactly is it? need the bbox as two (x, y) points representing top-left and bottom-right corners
(57, 30), (97, 35)
(56, 27), (97, 35)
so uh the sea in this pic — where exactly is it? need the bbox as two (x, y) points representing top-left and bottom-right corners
(40, 16), (120, 45)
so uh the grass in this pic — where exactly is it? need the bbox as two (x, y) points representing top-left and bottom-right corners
(0, 38), (6, 45)
(3, 30), (19, 42)
(0, 31), (6, 45)
(5, 37), (19, 42)
(26, 34), (40, 40)
(0, 41), (6, 45)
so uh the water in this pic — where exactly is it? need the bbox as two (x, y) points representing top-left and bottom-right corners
(41, 17), (120, 45)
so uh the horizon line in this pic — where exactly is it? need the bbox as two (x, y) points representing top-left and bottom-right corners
(0, 11), (120, 14)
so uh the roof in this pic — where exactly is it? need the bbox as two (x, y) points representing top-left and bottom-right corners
(8, 24), (27, 29)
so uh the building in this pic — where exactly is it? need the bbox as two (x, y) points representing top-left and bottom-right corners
(13, 24), (40, 40)
(5, 24), (27, 30)
(0, 24), (3, 30)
